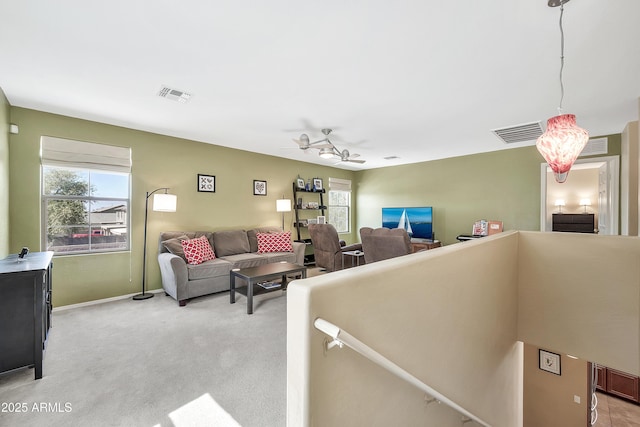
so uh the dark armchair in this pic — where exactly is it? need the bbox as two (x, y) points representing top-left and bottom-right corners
(359, 227), (412, 264)
(308, 223), (363, 272)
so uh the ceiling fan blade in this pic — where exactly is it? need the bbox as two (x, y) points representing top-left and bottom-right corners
(349, 153), (361, 159)
(310, 142), (333, 149)
(347, 159), (366, 164)
(292, 133), (311, 149)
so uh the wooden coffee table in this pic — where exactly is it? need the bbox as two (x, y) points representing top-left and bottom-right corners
(229, 262), (307, 314)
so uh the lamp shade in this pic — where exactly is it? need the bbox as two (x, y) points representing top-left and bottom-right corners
(580, 198), (591, 206)
(153, 193), (177, 212)
(555, 199), (566, 207)
(276, 199), (291, 213)
(536, 114), (589, 184)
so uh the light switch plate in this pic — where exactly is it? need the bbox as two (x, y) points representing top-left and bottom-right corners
(574, 395), (581, 404)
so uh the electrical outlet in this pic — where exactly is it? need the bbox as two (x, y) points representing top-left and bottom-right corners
(574, 395), (581, 404)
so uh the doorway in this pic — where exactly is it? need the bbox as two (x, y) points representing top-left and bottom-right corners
(540, 156), (619, 235)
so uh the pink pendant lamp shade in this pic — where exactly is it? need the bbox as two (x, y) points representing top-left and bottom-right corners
(536, 114), (589, 183)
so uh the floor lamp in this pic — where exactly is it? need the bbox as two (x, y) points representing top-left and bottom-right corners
(133, 188), (177, 301)
(276, 197), (291, 231)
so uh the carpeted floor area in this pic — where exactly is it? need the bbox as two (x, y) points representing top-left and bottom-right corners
(0, 285), (292, 427)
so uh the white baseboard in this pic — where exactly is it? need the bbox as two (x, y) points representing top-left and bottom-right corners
(53, 288), (165, 312)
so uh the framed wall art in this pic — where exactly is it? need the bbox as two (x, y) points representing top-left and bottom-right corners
(253, 180), (267, 196)
(313, 178), (323, 192)
(296, 178), (305, 190)
(197, 174), (216, 193)
(539, 349), (561, 375)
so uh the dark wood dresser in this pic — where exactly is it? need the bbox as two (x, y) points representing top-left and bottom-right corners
(0, 251), (53, 379)
(552, 213), (595, 233)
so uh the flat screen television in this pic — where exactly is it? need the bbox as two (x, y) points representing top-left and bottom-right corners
(382, 207), (433, 240)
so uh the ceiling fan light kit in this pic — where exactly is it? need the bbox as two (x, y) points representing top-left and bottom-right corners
(319, 147), (336, 159)
(536, 0), (588, 184)
(291, 128), (366, 165)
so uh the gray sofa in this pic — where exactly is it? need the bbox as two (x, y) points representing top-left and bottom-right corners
(158, 227), (305, 306)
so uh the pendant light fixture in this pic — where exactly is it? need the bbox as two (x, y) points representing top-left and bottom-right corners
(536, 0), (589, 184)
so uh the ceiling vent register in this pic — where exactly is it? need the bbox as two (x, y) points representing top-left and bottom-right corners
(579, 137), (608, 157)
(158, 86), (191, 103)
(492, 121), (544, 144)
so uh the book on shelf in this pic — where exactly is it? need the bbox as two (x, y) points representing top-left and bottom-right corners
(258, 281), (281, 290)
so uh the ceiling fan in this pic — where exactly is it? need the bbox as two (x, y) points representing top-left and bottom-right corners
(292, 128), (366, 164)
(334, 149), (365, 164)
(291, 132), (332, 151)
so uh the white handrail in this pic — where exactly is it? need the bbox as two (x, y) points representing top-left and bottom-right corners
(314, 318), (492, 427)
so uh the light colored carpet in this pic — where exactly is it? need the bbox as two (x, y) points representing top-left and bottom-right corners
(0, 285), (293, 427)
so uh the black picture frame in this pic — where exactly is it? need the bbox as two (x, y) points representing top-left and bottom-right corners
(539, 349), (561, 375)
(253, 180), (267, 196)
(197, 174), (216, 193)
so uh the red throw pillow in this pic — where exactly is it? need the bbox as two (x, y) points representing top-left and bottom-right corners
(181, 236), (216, 265)
(257, 231), (293, 253)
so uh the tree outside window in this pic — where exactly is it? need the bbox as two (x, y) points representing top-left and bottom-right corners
(42, 166), (130, 254)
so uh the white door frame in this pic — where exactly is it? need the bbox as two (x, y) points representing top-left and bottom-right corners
(540, 156), (619, 234)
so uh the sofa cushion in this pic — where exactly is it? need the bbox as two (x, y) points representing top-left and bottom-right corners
(213, 230), (250, 257)
(159, 231), (212, 254)
(257, 231), (293, 253)
(187, 258), (232, 281)
(221, 253), (268, 269)
(162, 235), (189, 260)
(247, 227), (283, 252)
(182, 236), (216, 265)
(258, 252), (297, 264)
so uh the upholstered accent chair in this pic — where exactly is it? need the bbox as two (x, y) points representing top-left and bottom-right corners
(359, 227), (412, 264)
(308, 223), (363, 272)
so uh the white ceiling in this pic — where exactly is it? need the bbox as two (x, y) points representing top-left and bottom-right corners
(1, 0), (639, 170)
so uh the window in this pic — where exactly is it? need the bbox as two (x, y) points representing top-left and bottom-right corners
(41, 137), (131, 255)
(328, 178), (351, 233)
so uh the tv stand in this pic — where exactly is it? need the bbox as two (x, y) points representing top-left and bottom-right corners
(410, 239), (441, 251)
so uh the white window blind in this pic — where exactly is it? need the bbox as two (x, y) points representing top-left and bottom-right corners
(329, 177), (351, 191)
(41, 136), (131, 173)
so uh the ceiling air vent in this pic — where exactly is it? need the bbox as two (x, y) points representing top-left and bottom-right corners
(158, 86), (192, 103)
(491, 121), (544, 144)
(579, 137), (608, 157)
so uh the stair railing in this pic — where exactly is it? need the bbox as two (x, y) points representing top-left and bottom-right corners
(314, 318), (492, 427)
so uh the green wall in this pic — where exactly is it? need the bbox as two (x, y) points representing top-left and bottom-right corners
(0, 88), (8, 258)
(8, 107), (355, 306)
(7, 104), (623, 306)
(355, 138), (621, 245)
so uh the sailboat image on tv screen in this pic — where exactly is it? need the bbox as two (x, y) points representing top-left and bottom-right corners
(381, 207), (433, 240)
(397, 209), (413, 237)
